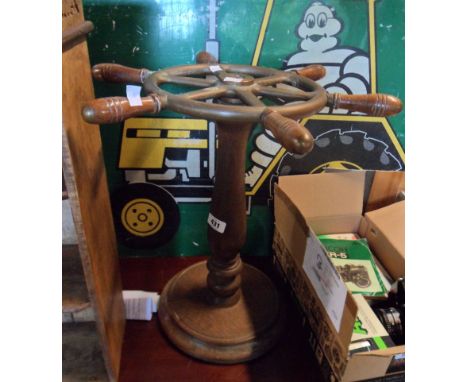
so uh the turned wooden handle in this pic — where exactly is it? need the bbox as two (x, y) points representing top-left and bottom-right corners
(62, 20), (94, 50)
(82, 95), (163, 124)
(92, 63), (150, 84)
(327, 93), (403, 116)
(260, 109), (314, 155)
(294, 65), (326, 81)
(196, 51), (218, 64)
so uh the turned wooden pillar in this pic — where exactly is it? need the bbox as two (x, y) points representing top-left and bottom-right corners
(156, 118), (283, 364)
(206, 122), (252, 306)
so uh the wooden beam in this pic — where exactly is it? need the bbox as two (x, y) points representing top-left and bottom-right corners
(62, 1), (125, 380)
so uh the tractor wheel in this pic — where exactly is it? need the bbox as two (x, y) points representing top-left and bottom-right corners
(277, 129), (403, 176)
(112, 183), (180, 249)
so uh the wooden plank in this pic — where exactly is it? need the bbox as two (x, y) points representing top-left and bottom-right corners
(365, 171), (405, 212)
(62, 1), (125, 380)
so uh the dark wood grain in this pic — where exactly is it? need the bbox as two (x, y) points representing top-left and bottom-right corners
(119, 256), (325, 382)
(206, 122), (252, 305)
(327, 93), (403, 116)
(92, 63), (150, 84)
(82, 95), (164, 124)
(294, 65), (326, 81)
(261, 109), (314, 155)
(196, 51), (218, 64)
(157, 122), (283, 363)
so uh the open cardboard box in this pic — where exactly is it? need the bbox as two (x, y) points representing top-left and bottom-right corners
(272, 171), (405, 382)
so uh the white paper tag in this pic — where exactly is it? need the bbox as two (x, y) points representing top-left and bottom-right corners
(126, 85), (143, 106)
(223, 76), (243, 83)
(208, 213), (226, 233)
(302, 234), (347, 332)
(209, 64), (222, 73)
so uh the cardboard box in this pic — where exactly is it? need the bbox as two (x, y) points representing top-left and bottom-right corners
(273, 171), (405, 382)
(361, 201), (405, 280)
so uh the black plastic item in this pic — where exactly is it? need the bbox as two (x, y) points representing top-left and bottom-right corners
(375, 307), (404, 345)
(373, 278), (405, 345)
(388, 278), (405, 308)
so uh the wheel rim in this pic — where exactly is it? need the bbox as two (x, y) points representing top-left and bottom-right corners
(143, 63), (327, 122)
(310, 160), (363, 173)
(121, 198), (164, 237)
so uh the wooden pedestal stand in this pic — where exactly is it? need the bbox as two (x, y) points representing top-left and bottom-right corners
(158, 120), (283, 363)
(81, 53), (402, 365)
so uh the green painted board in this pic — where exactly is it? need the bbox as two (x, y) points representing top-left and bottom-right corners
(83, 0), (404, 258)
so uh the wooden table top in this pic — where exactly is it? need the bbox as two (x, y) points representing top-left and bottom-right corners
(119, 256), (324, 382)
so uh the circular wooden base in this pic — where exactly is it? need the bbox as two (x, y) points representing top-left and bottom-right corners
(158, 261), (284, 364)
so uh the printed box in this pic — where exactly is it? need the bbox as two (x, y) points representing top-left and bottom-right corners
(273, 171), (405, 381)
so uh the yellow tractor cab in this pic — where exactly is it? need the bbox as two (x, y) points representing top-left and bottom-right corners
(112, 117), (215, 248)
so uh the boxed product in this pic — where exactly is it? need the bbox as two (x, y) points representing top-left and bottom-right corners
(349, 295), (395, 355)
(272, 170), (404, 382)
(319, 238), (386, 297)
(317, 233), (395, 293)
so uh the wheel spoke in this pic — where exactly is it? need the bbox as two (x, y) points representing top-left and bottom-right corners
(254, 85), (311, 100)
(184, 86), (228, 100)
(255, 73), (291, 86)
(163, 75), (218, 88)
(276, 83), (313, 96)
(234, 88), (265, 106)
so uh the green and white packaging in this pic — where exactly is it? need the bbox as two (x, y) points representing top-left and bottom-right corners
(318, 238), (386, 297)
(349, 295), (395, 354)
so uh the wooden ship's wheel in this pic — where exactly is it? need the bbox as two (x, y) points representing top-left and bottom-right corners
(82, 51), (402, 364)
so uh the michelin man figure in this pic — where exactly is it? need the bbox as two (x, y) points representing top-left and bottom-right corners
(287, 1), (370, 95)
(245, 1), (370, 188)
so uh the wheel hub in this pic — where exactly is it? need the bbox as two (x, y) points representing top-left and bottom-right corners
(218, 73), (254, 86)
(121, 198), (164, 237)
